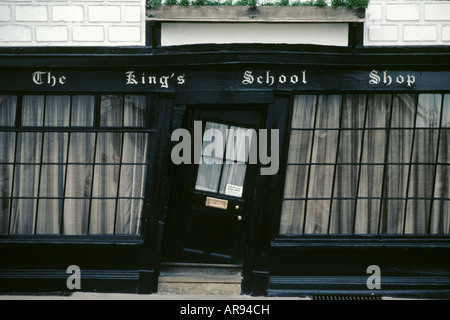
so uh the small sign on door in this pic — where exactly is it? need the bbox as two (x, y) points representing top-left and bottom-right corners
(224, 184), (243, 197)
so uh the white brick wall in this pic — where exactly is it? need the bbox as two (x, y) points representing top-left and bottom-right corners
(1, 0), (449, 47)
(365, 0), (450, 46)
(0, 0), (145, 46)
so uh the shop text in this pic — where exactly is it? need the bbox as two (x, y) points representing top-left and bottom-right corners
(369, 70), (416, 87)
(125, 71), (185, 88)
(242, 70), (307, 86)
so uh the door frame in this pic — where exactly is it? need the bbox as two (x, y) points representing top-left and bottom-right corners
(161, 103), (268, 266)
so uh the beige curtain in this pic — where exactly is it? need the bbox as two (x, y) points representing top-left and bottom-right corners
(0, 94), (148, 235)
(280, 93), (449, 235)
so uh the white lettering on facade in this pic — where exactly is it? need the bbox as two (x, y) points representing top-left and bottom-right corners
(126, 71), (185, 88)
(369, 70), (416, 87)
(32, 71), (66, 87)
(242, 70), (307, 86)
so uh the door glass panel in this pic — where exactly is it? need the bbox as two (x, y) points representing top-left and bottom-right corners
(195, 121), (253, 198)
(195, 163), (222, 193)
(224, 125), (255, 163)
(218, 163), (247, 197)
(195, 122), (227, 193)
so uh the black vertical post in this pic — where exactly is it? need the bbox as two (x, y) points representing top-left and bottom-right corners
(146, 21), (161, 48)
(348, 22), (364, 49)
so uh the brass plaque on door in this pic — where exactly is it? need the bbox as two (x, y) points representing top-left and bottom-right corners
(205, 197), (228, 210)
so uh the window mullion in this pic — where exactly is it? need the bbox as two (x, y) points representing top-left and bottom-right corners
(301, 95), (319, 234)
(402, 94), (419, 234)
(87, 94), (101, 235)
(60, 95), (74, 235)
(215, 124), (228, 194)
(352, 94), (369, 235)
(427, 94), (446, 234)
(34, 95), (47, 235)
(327, 95), (344, 235)
(377, 94), (395, 235)
(113, 131), (125, 235)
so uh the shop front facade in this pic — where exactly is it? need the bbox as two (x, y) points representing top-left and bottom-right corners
(0, 3), (449, 299)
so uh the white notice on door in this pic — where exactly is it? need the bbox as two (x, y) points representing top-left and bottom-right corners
(225, 184), (243, 197)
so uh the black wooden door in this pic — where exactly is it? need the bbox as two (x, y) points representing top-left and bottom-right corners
(163, 106), (265, 265)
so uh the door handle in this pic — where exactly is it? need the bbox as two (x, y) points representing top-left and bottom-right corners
(237, 215), (242, 221)
(235, 205), (240, 210)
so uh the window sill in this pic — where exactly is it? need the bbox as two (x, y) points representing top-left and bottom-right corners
(272, 235), (450, 249)
(146, 5), (366, 23)
(0, 235), (143, 245)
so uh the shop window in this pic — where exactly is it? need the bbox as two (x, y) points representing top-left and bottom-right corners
(280, 94), (449, 235)
(0, 94), (149, 235)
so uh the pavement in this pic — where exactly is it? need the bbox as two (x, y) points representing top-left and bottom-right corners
(0, 292), (310, 300)
(0, 292), (425, 300)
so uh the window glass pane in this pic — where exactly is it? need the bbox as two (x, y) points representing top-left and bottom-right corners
(100, 95), (123, 127)
(93, 133), (122, 197)
(366, 94), (391, 128)
(219, 163), (247, 197)
(224, 126), (255, 163)
(337, 94), (366, 163)
(0, 132), (15, 163)
(16, 132), (42, 164)
(283, 165), (309, 199)
(37, 132), (67, 235)
(42, 133), (68, 163)
(291, 95), (317, 128)
(0, 131), (15, 233)
(71, 95), (95, 127)
(124, 95), (146, 127)
(391, 94), (417, 128)
(119, 165), (147, 198)
(279, 200), (305, 235)
(195, 162), (222, 193)
(122, 133), (148, 164)
(304, 200), (331, 234)
(116, 199), (143, 235)
(22, 95), (44, 126)
(0, 164), (13, 234)
(430, 201), (450, 235)
(416, 94), (442, 128)
(62, 199), (89, 235)
(0, 95), (17, 126)
(9, 132), (41, 234)
(89, 199), (115, 235)
(404, 165), (435, 234)
(66, 132), (95, 198)
(202, 122), (227, 160)
(286, 130), (313, 164)
(442, 94), (450, 127)
(10, 198), (36, 234)
(45, 95), (70, 127)
(281, 94), (450, 236)
(2, 92), (149, 235)
(195, 122), (227, 193)
(36, 200), (62, 234)
(354, 200), (381, 234)
(329, 200), (356, 234)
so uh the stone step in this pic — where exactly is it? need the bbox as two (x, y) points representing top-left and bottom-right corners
(159, 274), (241, 283)
(159, 263), (242, 277)
(157, 263), (242, 295)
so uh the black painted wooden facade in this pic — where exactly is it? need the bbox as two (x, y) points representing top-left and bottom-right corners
(0, 44), (449, 298)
